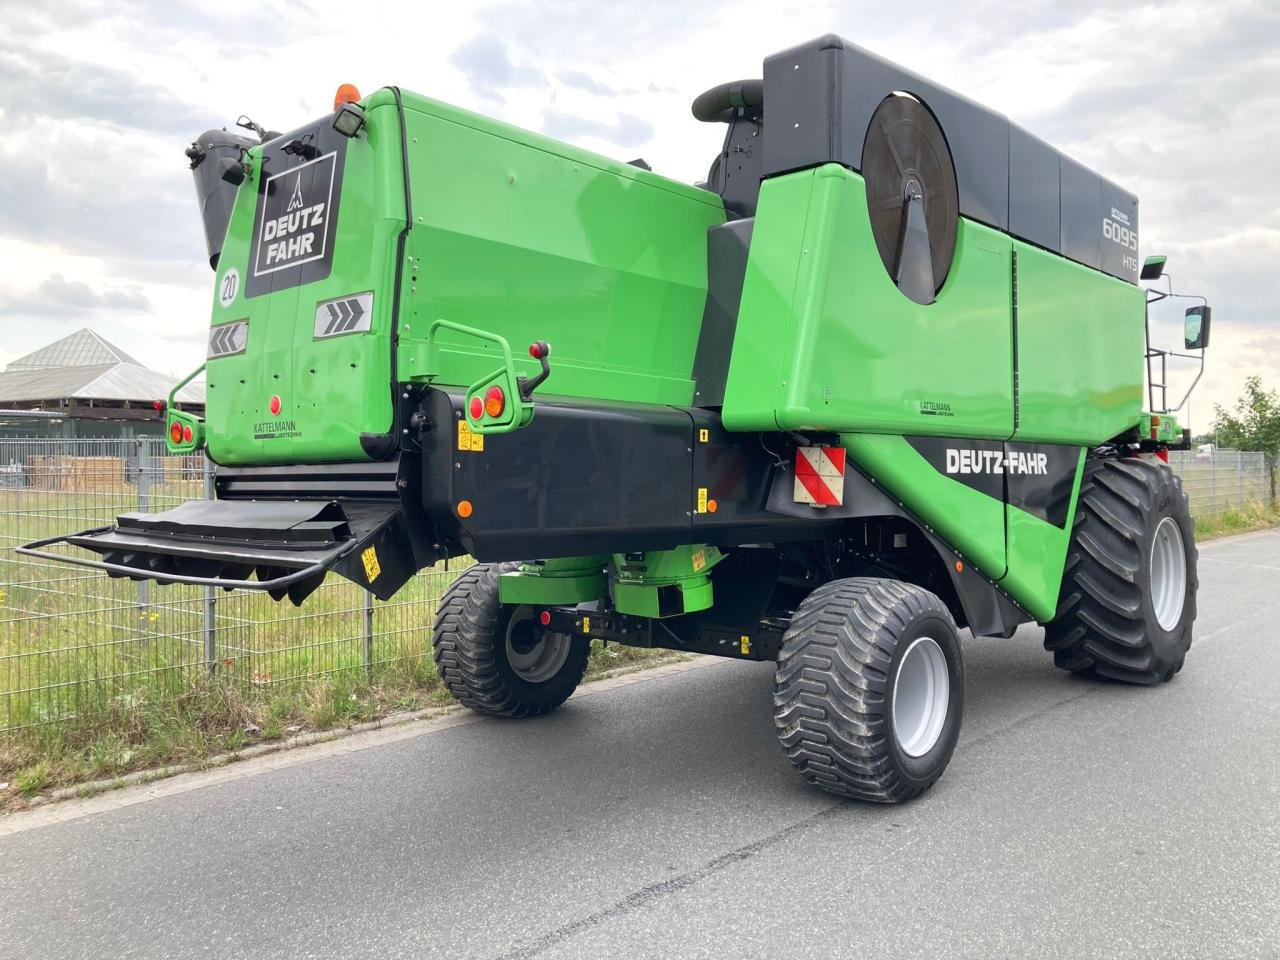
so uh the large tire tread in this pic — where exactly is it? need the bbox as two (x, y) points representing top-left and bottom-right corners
(432, 562), (588, 718)
(775, 577), (962, 804)
(1045, 457), (1197, 685)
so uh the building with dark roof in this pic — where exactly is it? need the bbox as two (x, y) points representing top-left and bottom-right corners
(0, 329), (204, 439)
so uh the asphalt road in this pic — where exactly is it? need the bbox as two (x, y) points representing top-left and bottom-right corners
(2, 531), (1278, 960)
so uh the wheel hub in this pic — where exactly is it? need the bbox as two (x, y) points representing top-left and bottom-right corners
(892, 636), (950, 758)
(1150, 516), (1187, 631)
(504, 606), (573, 683)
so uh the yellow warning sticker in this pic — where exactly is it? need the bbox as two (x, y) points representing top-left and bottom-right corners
(582, 616), (591, 634)
(698, 428), (709, 443)
(361, 545), (381, 583)
(692, 549), (706, 572)
(457, 420), (484, 452)
(740, 635), (751, 656)
(696, 487), (708, 514)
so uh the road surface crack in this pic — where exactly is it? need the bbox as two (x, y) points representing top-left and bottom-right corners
(491, 803), (845, 960)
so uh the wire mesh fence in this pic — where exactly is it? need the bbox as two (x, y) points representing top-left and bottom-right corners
(1166, 449), (1277, 517)
(0, 437), (464, 735)
(0, 437), (1275, 737)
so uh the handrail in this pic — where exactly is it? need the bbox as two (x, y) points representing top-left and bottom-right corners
(15, 528), (354, 592)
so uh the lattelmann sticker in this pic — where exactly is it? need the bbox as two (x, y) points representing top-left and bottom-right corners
(254, 152), (336, 277)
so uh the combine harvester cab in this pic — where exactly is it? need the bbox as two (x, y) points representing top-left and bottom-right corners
(24, 40), (1213, 801)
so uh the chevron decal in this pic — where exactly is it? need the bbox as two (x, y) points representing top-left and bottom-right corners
(207, 320), (249, 359)
(314, 291), (373, 339)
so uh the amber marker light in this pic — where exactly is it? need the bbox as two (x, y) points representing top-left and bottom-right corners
(485, 385), (505, 418)
(333, 84), (362, 110)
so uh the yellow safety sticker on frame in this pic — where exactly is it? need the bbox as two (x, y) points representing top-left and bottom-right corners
(362, 546), (382, 583)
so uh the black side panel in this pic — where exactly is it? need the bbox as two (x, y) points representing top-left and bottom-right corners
(692, 219), (753, 408)
(1008, 125), (1060, 252)
(418, 392), (847, 560)
(245, 121), (349, 298)
(757, 34), (1139, 283)
(707, 114), (764, 218)
(423, 394), (695, 560)
(1003, 444), (1082, 529)
(762, 34), (1010, 232)
(1059, 156), (1103, 273)
(1100, 178), (1140, 284)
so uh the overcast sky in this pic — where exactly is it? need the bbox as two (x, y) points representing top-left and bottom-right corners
(1, 0), (1277, 430)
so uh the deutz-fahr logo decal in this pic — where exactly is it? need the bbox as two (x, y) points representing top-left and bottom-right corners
(253, 151), (336, 277)
(946, 448), (1048, 476)
(907, 437), (1082, 529)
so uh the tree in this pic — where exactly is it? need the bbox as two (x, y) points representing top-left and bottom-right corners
(1212, 376), (1280, 457)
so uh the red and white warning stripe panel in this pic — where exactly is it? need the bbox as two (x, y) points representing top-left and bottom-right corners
(793, 446), (846, 507)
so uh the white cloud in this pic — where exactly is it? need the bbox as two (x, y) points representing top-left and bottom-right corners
(0, 0), (1275, 432)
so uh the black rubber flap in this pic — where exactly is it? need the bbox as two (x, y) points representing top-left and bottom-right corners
(862, 94), (958, 304)
(113, 499), (352, 546)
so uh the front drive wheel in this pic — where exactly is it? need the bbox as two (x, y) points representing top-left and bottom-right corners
(1044, 457), (1198, 684)
(433, 563), (590, 718)
(774, 578), (965, 803)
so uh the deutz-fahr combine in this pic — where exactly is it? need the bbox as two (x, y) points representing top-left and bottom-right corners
(24, 37), (1213, 801)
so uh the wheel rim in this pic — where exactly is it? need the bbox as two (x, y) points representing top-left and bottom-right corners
(504, 605), (572, 683)
(892, 636), (950, 758)
(1150, 516), (1187, 631)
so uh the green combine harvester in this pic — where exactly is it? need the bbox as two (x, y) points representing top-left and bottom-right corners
(24, 36), (1213, 802)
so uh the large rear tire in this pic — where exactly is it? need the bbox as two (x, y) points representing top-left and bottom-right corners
(774, 578), (965, 803)
(1044, 457), (1197, 684)
(433, 562), (590, 718)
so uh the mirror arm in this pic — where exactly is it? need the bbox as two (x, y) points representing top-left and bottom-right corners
(1166, 351), (1206, 414)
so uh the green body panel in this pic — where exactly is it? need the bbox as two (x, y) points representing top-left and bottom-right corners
(393, 93), (724, 407)
(205, 90), (722, 465)
(613, 546), (724, 618)
(723, 165), (1015, 438)
(842, 433), (1085, 620)
(499, 556), (609, 606)
(1013, 242), (1145, 444)
(206, 90), (405, 465)
(1000, 449), (1085, 622)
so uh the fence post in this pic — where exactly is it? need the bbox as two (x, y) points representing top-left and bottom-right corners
(363, 590), (374, 679)
(203, 455), (218, 675)
(136, 438), (150, 612)
(1237, 450), (1244, 507)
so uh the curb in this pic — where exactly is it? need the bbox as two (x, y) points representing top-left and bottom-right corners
(1, 655), (725, 836)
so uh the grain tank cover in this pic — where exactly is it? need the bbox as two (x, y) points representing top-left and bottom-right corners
(760, 35), (1140, 283)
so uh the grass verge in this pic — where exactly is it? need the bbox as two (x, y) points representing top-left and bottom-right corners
(1194, 501), (1280, 541)
(0, 641), (676, 813)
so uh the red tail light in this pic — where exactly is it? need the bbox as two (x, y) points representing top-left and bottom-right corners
(469, 396), (484, 421)
(182, 425), (194, 443)
(170, 421), (182, 443)
(485, 385), (505, 418)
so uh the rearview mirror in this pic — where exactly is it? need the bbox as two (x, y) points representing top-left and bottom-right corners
(1140, 255), (1167, 281)
(1185, 305), (1211, 350)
